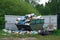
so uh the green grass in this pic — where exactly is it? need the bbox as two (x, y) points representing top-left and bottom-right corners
(0, 30), (60, 40)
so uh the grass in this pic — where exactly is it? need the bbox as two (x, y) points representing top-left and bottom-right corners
(0, 30), (60, 40)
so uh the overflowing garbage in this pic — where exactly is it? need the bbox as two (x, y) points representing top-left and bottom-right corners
(15, 13), (44, 31)
(2, 29), (38, 34)
(3, 13), (53, 35)
(3, 29), (51, 36)
(3, 13), (56, 36)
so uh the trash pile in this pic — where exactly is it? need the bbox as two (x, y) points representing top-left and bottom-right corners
(15, 13), (44, 31)
(2, 29), (38, 34)
(3, 13), (55, 35)
(2, 29), (51, 35)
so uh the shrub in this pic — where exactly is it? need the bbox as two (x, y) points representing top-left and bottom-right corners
(0, 15), (5, 30)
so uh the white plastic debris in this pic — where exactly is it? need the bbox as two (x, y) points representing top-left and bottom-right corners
(38, 30), (41, 33)
(53, 27), (57, 30)
(29, 31), (38, 34)
(2, 29), (12, 34)
(36, 15), (42, 19)
(2, 29), (8, 32)
(26, 31), (30, 34)
(13, 30), (19, 34)
(31, 31), (38, 34)
(24, 23), (30, 25)
(7, 30), (11, 33)
(15, 21), (19, 24)
(31, 13), (35, 16)
(25, 13), (35, 18)
(26, 14), (31, 18)
(29, 31), (33, 34)
(17, 18), (21, 21)
(19, 31), (26, 34)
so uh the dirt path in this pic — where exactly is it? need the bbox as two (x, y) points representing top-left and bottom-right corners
(1, 37), (38, 40)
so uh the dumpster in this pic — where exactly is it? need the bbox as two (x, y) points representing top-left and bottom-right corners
(15, 14), (44, 31)
(16, 19), (44, 31)
(30, 19), (44, 31)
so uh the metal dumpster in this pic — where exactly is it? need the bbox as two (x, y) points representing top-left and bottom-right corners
(16, 19), (44, 31)
(30, 19), (44, 31)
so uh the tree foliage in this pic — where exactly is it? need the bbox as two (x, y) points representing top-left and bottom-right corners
(36, 4), (50, 15)
(0, 0), (39, 15)
(0, 0), (39, 29)
(36, 0), (60, 15)
(46, 0), (60, 15)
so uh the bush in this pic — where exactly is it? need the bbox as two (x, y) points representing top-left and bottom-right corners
(0, 15), (5, 30)
(0, 0), (39, 15)
(52, 30), (60, 35)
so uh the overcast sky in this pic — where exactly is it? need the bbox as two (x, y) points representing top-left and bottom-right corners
(39, 0), (49, 6)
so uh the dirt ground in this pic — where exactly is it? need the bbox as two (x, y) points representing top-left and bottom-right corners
(1, 37), (38, 40)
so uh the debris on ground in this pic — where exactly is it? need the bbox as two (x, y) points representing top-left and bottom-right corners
(1, 37), (38, 40)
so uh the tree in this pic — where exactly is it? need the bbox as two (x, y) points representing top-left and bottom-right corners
(36, 4), (44, 15)
(0, 0), (40, 29)
(36, 0), (60, 15)
(45, 0), (60, 15)
(25, 0), (29, 3)
(36, 4), (50, 15)
(0, 0), (39, 15)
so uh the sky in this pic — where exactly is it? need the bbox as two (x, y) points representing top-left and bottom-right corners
(38, 0), (49, 6)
